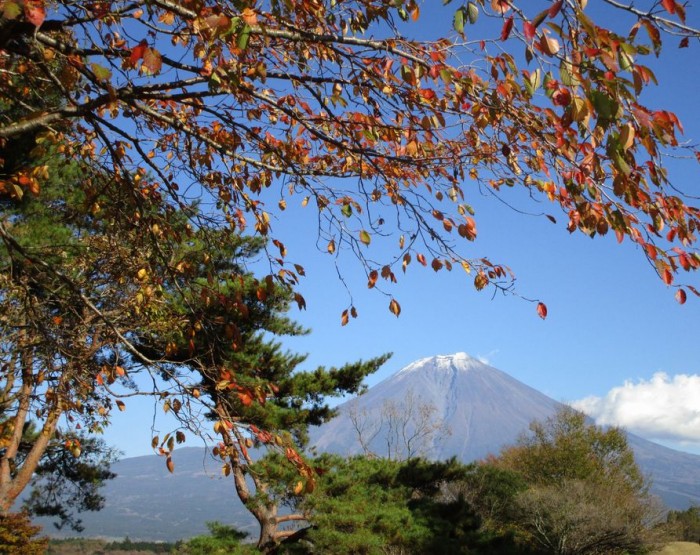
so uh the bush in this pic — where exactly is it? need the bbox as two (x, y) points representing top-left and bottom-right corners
(0, 511), (48, 554)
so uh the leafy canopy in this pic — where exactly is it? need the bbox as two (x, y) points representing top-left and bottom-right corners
(0, 0), (698, 320)
(491, 407), (659, 555)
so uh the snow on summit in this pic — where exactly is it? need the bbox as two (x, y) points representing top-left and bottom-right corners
(396, 352), (485, 376)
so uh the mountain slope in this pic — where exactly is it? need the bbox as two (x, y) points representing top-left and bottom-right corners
(311, 353), (561, 461)
(33, 447), (257, 542)
(309, 353), (700, 509)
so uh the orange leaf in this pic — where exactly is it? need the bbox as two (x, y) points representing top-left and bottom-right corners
(341, 310), (349, 326)
(662, 268), (673, 285)
(645, 243), (658, 260)
(238, 392), (254, 406)
(537, 302), (548, 320)
(491, 0), (510, 14)
(115, 400), (126, 411)
(661, 0), (676, 14)
(166, 457), (174, 473)
(675, 289), (687, 304)
(24, 0), (45, 27)
(143, 47), (162, 75)
(241, 7), (257, 25)
(474, 272), (488, 291)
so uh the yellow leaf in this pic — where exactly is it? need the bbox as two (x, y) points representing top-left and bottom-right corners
(359, 230), (371, 246)
(619, 123), (635, 151)
(293, 481), (304, 495)
(389, 298), (401, 317)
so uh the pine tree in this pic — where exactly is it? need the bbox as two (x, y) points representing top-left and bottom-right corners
(135, 232), (389, 551)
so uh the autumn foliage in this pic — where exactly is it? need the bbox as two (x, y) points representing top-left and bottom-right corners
(0, 512), (47, 554)
(0, 0), (698, 320)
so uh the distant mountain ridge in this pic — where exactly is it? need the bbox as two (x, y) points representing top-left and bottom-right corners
(35, 353), (700, 541)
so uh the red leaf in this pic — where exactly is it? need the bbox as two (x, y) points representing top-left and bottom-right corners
(662, 268), (674, 285)
(676, 289), (687, 304)
(500, 16), (514, 41)
(238, 392), (254, 406)
(548, 0), (563, 18)
(24, 0), (45, 27)
(537, 302), (548, 320)
(367, 269), (378, 288)
(679, 37), (689, 48)
(129, 40), (147, 67)
(645, 243), (658, 260)
(523, 21), (536, 42)
(661, 0), (676, 14)
(552, 87), (571, 106)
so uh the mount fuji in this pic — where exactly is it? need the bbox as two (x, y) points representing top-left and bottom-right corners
(309, 353), (700, 509)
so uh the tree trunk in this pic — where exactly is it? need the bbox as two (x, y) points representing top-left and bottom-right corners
(255, 503), (280, 554)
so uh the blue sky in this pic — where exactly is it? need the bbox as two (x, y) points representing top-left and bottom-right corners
(103, 1), (700, 458)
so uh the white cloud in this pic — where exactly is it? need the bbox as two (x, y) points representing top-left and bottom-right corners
(476, 350), (499, 365)
(572, 372), (700, 444)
